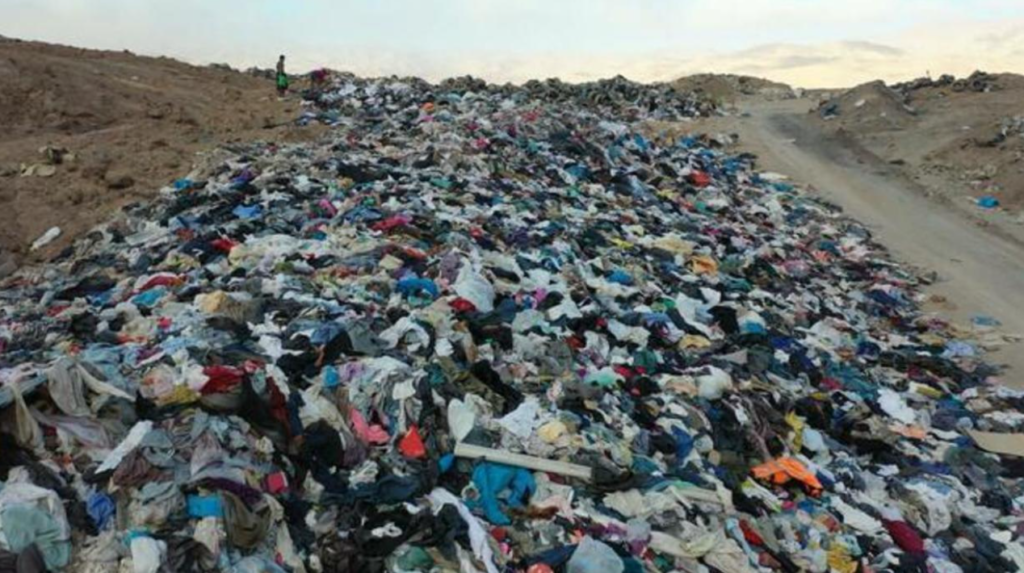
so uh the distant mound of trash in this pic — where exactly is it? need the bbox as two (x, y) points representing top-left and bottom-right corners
(816, 80), (916, 129)
(672, 73), (796, 104)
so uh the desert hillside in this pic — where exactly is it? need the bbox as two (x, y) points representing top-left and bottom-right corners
(814, 73), (1024, 214)
(0, 37), (319, 269)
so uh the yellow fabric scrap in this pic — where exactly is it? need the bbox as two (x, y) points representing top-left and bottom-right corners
(910, 382), (944, 399)
(538, 420), (568, 444)
(785, 411), (805, 451)
(680, 335), (712, 349)
(157, 385), (199, 407)
(652, 235), (694, 256)
(691, 255), (719, 275)
(827, 545), (858, 573)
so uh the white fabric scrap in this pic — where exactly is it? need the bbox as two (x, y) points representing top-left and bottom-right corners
(428, 489), (499, 573)
(96, 420), (154, 474)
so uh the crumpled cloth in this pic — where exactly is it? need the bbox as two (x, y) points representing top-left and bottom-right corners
(222, 492), (272, 550)
(0, 505), (70, 570)
(751, 457), (823, 493)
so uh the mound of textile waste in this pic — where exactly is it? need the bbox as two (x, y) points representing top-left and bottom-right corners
(0, 74), (1020, 573)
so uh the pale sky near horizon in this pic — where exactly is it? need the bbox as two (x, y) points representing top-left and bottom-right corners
(3, 0), (1024, 87)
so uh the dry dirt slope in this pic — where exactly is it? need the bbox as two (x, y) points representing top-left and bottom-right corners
(813, 74), (1024, 214)
(0, 37), (320, 271)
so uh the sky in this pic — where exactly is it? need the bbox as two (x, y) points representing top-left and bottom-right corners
(3, 0), (1024, 87)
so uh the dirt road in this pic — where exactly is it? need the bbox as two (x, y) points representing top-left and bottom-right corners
(708, 99), (1024, 381)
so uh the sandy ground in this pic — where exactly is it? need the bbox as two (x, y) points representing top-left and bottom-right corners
(0, 38), (326, 271)
(652, 98), (1024, 383)
(811, 75), (1024, 227)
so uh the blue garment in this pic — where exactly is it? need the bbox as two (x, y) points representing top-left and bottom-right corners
(977, 196), (1000, 208)
(132, 287), (166, 308)
(87, 492), (116, 530)
(232, 204), (263, 219)
(187, 495), (224, 518)
(310, 322), (344, 346)
(467, 462), (536, 525)
(608, 270), (634, 286)
(740, 320), (767, 334)
(439, 453), (455, 473)
(397, 277), (440, 299)
(672, 427), (695, 465)
(322, 366), (340, 388)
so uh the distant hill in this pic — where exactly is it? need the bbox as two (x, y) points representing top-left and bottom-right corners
(671, 74), (795, 104)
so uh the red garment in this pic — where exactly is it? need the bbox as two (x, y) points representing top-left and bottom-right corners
(885, 520), (925, 554)
(450, 298), (478, 313)
(613, 365), (635, 380)
(201, 365), (244, 394)
(399, 425), (427, 459)
(400, 246), (428, 260)
(740, 520), (765, 547)
(210, 237), (238, 253)
(689, 171), (712, 187)
(136, 274), (181, 293)
(267, 375), (289, 429)
(565, 335), (585, 350)
(265, 472), (288, 494)
(372, 215), (412, 232)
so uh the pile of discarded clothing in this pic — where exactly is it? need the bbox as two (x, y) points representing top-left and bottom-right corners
(892, 71), (1000, 98)
(0, 72), (1020, 573)
(304, 74), (715, 126)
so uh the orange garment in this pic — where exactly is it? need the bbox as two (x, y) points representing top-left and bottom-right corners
(891, 424), (927, 439)
(690, 255), (719, 275)
(751, 457), (823, 493)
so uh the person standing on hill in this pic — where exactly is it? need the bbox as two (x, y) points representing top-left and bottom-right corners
(276, 55), (289, 96)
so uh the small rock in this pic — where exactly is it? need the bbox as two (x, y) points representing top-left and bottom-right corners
(21, 163), (58, 177)
(39, 145), (72, 165)
(105, 172), (135, 190)
(0, 251), (16, 279)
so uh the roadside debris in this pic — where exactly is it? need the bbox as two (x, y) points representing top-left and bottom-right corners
(19, 146), (75, 179)
(977, 195), (1001, 209)
(29, 227), (61, 251)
